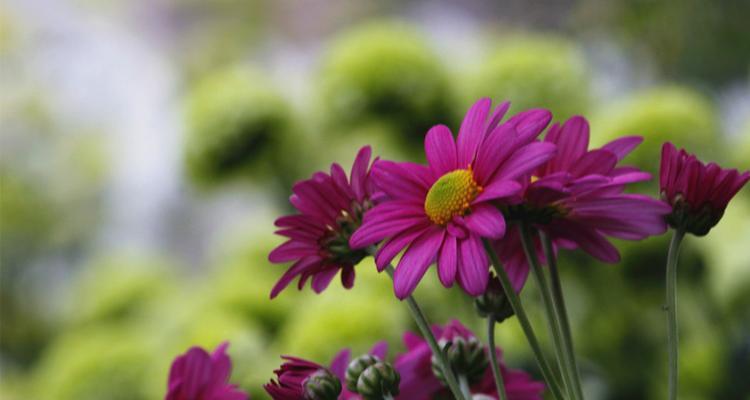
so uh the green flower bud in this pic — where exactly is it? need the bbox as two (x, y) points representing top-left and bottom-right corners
(303, 369), (342, 400)
(345, 354), (380, 392)
(356, 362), (400, 399)
(432, 336), (488, 385)
(474, 275), (514, 323)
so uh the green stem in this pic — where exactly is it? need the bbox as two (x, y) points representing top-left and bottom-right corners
(519, 222), (577, 400)
(487, 317), (509, 400)
(458, 375), (472, 399)
(481, 239), (566, 400)
(384, 264), (466, 400)
(665, 229), (685, 400)
(540, 231), (585, 400)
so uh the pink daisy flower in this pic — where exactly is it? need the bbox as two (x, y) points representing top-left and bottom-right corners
(394, 320), (545, 400)
(268, 146), (380, 298)
(265, 356), (341, 400)
(660, 142), (750, 236)
(495, 116), (672, 289)
(166, 342), (247, 400)
(350, 98), (557, 298)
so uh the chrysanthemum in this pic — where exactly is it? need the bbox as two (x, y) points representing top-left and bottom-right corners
(495, 116), (672, 289)
(394, 320), (545, 400)
(265, 356), (342, 400)
(660, 142), (750, 236)
(269, 146), (380, 298)
(166, 342), (247, 400)
(350, 98), (556, 298)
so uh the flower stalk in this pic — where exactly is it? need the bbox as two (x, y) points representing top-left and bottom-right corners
(482, 238), (565, 400)
(519, 222), (578, 400)
(665, 228), (685, 400)
(540, 231), (585, 400)
(487, 316), (509, 400)
(383, 263), (466, 400)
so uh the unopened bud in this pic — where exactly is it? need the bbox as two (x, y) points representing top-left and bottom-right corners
(303, 369), (342, 400)
(345, 354), (380, 392)
(431, 336), (488, 385)
(356, 362), (400, 400)
(474, 275), (514, 323)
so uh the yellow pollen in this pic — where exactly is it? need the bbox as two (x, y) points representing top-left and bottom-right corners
(531, 175), (540, 183)
(424, 168), (482, 225)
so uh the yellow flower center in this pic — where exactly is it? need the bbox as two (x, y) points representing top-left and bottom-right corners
(424, 168), (482, 225)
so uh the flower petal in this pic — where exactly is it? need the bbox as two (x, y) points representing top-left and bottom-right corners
(457, 98), (492, 167)
(425, 124), (458, 176)
(350, 146), (372, 202)
(393, 228), (445, 299)
(437, 234), (457, 287)
(457, 235), (490, 296)
(495, 142), (557, 181)
(474, 180), (522, 203)
(465, 203), (506, 239)
(601, 136), (643, 161)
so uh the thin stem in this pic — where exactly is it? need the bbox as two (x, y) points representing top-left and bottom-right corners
(519, 222), (577, 400)
(458, 375), (472, 399)
(665, 229), (685, 400)
(487, 317), (509, 400)
(481, 238), (566, 400)
(540, 231), (585, 400)
(383, 395), (394, 400)
(384, 264), (466, 400)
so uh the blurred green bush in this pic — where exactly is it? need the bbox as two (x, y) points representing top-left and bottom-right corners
(184, 67), (296, 187)
(317, 21), (455, 150)
(591, 86), (721, 176)
(466, 35), (590, 120)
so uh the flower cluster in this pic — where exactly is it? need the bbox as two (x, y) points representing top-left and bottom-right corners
(165, 97), (748, 400)
(264, 320), (543, 400)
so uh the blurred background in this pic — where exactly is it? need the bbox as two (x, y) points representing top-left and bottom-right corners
(1, 0), (749, 399)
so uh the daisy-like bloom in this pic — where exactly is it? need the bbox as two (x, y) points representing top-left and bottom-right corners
(166, 342), (248, 400)
(350, 98), (556, 298)
(265, 357), (342, 400)
(394, 320), (545, 400)
(495, 116), (672, 289)
(269, 146), (380, 298)
(660, 142), (750, 236)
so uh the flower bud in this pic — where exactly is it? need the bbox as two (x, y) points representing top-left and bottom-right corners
(356, 362), (400, 400)
(665, 195), (724, 236)
(303, 369), (342, 400)
(474, 275), (514, 323)
(431, 336), (488, 385)
(345, 354), (380, 392)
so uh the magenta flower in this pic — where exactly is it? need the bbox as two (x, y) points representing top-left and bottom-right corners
(350, 98), (556, 298)
(495, 116), (672, 289)
(166, 342), (247, 400)
(394, 320), (545, 400)
(265, 356), (342, 400)
(660, 142), (750, 235)
(269, 146), (381, 298)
